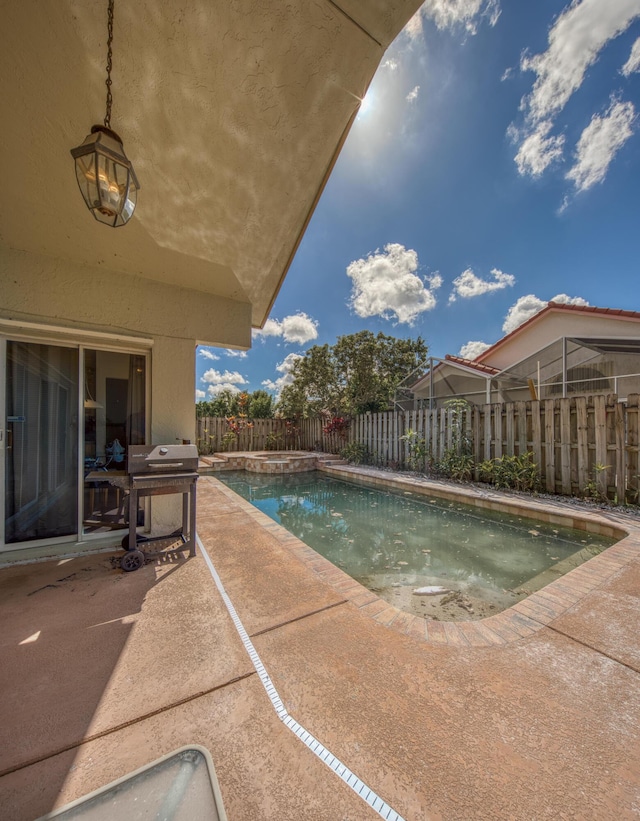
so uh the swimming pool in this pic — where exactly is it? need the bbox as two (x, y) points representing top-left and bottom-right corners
(217, 471), (616, 620)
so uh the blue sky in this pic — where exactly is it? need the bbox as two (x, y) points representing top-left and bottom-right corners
(197, 0), (640, 402)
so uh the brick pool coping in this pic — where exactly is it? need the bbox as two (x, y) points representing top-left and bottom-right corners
(204, 465), (640, 647)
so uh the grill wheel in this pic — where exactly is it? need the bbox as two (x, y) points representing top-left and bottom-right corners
(120, 549), (145, 572)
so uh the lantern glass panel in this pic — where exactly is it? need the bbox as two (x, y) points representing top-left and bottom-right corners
(71, 127), (139, 226)
(75, 153), (98, 209)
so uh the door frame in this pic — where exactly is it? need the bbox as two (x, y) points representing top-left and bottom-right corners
(1, 321), (152, 552)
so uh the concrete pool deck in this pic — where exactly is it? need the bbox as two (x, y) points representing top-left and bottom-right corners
(1, 470), (639, 818)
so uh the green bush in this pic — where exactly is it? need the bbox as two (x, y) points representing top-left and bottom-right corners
(399, 428), (427, 471)
(264, 431), (284, 451)
(480, 452), (539, 492)
(434, 449), (474, 481)
(339, 442), (369, 465)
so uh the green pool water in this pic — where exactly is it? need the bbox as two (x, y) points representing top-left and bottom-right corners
(217, 471), (616, 620)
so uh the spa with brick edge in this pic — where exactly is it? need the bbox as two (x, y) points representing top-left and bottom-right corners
(204, 464), (640, 648)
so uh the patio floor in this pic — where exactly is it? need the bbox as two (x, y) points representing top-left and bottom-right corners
(1, 473), (639, 819)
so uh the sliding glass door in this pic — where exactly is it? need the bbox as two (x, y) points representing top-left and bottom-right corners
(5, 341), (79, 543)
(82, 349), (146, 535)
(2, 337), (147, 549)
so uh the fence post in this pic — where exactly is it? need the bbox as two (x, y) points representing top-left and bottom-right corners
(575, 397), (588, 494)
(472, 406), (482, 470)
(626, 394), (639, 504)
(615, 399), (625, 503)
(515, 401), (527, 456)
(483, 404), (492, 461)
(493, 404), (503, 459)
(505, 403), (515, 455)
(531, 400), (542, 480)
(431, 408), (439, 461)
(593, 394), (608, 497)
(560, 398), (571, 494)
(544, 399), (555, 493)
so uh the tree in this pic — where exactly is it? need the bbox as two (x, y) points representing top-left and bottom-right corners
(247, 390), (275, 418)
(196, 389), (239, 418)
(277, 344), (338, 418)
(277, 331), (427, 418)
(196, 389), (276, 419)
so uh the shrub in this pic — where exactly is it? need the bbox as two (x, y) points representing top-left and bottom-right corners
(583, 463), (610, 503)
(434, 449), (474, 481)
(197, 431), (218, 455)
(444, 398), (472, 455)
(322, 416), (350, 438)
(340, 442), (369, 465)
(265, 431), (284, 451)
(480, 452), (539, 492)
(399, 428), (427, 471)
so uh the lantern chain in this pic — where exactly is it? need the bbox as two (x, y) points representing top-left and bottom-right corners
(104, 0), (114, 129)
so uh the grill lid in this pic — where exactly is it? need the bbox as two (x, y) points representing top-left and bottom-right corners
(128, 444), (199, 475)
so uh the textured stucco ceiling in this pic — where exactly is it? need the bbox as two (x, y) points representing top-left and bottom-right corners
(0, 0), (422, 326)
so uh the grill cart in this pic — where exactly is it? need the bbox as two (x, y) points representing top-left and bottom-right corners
(118, 444), (199, 572)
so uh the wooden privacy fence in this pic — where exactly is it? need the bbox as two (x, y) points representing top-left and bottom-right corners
(349, 394), (640, 503)
(196, 416), (326, 453)
(196, 394), (640, 503)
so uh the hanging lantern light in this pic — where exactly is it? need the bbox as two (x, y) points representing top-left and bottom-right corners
(70, 0), (139, 227)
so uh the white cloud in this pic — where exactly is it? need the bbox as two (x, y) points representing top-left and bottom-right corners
(346, 243), (438, 325)
(514, 121), (565, 177)
(427, 272), (443, 290)
(551, 293), (590, 308)
(405, 0), (500, 37)
(382, 58), (399, 71)
(201, 368), (248, 387)
(195, 389), (206, 401)
(198, 348), (219, 361)
(621, 36), (640, 76)
(262, 353), (304, 396)
(520, 0), (640, 125)
(511, 0), (640, 182)
(403, 10), (425, 40)
(565, 100), (636, 192)
(502, 293), (589, 334)
(406, 85), (421, 103)
(459, 340), (492, 359)
(449, 267), (515, 302)
(280, 313), (319, 345)
(252, 313), (318, 345)
(224, 349), (248, 359)
(252, 319), (282, 340)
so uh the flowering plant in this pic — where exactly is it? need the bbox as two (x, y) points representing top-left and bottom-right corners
(223, 394), (253, 450)
(322, 416), (350, 439)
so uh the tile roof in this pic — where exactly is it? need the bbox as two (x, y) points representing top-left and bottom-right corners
(444, 354), (500, 374)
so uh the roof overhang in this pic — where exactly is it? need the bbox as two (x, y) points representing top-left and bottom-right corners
(0, 1), (422, 328)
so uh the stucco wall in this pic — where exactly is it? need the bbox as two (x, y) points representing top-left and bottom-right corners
(0, 247), (251, 350)
(1, 246), (252, 538)
(481, 312), (640, 371)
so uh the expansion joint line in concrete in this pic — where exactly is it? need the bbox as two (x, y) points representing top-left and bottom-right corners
(249, 599), (349, 638)
(197, 534), (405, 821)
(0, 672), (256, 780)
(545, 624), (640, 675)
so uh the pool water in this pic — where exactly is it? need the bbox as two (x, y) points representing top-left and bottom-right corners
(217, 471), (616, 620)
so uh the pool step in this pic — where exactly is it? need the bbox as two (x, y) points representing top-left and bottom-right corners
(199, 456), (227, 467)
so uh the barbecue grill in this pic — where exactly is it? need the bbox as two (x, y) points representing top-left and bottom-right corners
(118, 444), (199, 572)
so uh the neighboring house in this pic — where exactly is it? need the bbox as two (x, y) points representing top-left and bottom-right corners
(0, 1), (422, 556)
(410, 302), (640, 408)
